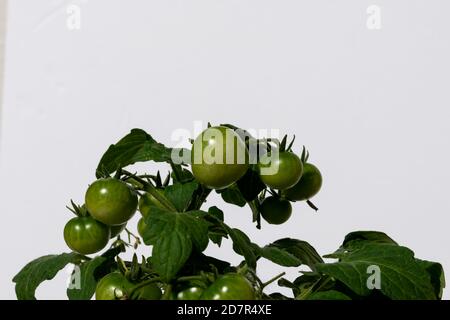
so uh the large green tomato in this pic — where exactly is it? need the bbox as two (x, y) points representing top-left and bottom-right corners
(258, 152), (303, 190)
(63, 216), (110, 255)
(95, 273), (162, 300)
(138, 190), (165, 218)
(260, 196), (292, 225)
(283, 163), (322, 201)
(85, 178), (138, 226)
(191, 126), (249, 189)
(200, 274), (255, 300)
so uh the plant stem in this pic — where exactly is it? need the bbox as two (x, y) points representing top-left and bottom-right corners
(306, 200), (319, 211)
(125, 228), (140, 245)
(261, 272), (286, 290)
(161, 284), (173, 300)
(122, 170), (177, 212)
(176, 275), (204, 283)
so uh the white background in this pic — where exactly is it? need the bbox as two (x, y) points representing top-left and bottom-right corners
(1, 0), (449, 299)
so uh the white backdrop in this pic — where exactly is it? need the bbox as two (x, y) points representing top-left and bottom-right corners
(1, 0), (449, 299)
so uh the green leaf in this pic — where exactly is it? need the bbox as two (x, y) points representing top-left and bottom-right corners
(164, 181), (198, 212)
(206, 207), (227, 246)
(179, 252), (232, 276)
(324, 231), (399, 259)
(170, 164), (194, 183)
(343, 231), (398, 248)
(416, 259), (446, 299)
(152, 230), (192, 282)
(205, 212), (258, 268)
(13, 252), (81, 300)
(142, 207), (209, 281)
(236, 166), (266, 201)
(226, 227), (257, 269)
(264, 238), (323, 270)
(306, 290), (352, 300)
(316, 243), (437, 300)
(208, 206), (224, 222)
(183, 210), (210, 252)
(95, 129), (188, 178)
(218, 187), (246, 207)
(66, 256), (108, 300)
(259, 246), (302, 267)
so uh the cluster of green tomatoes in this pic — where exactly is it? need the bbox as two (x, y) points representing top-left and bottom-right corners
(191, 126), (323, 225)
(62, 125), (322, 300)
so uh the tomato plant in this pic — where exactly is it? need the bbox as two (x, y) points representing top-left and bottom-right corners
(13, 125), (445, 301)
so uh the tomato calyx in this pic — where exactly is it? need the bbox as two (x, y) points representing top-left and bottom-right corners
(66, 200), (88, 217)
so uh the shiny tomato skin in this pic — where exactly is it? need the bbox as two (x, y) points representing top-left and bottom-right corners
(200, 274), (255, 300)
(258, 152), (303, 190)
(283, 163), (322, 201)
(95, 273), (162, 300)
(85, 178), (138, 226)
(191, 126), (249, 189)
(176, 287), (204, 300)
(95, 273), (132, 300)
(63, 216), (110, 255)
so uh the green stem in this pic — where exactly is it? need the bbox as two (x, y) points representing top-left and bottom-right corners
(296, 277), (331, 300)
(248, 200), (261, 229)
(169, 161), (181, 182)
(161, 284), (173, 300)
(189, 185), (211, 210)
(122, 170), (177, 212)
(125, 228), (140, 245)
(261, 272), (286, 290)
(176, 275), (204, 283)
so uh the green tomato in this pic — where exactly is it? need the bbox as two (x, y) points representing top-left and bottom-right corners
(130, 283), (162, 300)
(283, 163), (322, 201)
(138, 190), (165, 218)
(110, 223), (126, 238)
(191, 126), (249, 189)
(95, 273), (162, 300)
(137, 217), (147, 238)
(85, 178), (138, 226)
(95, 273), (133, 300)
(260, 196), (292, 225)
(176, 287), (204, 300)
(63, 216), (110, 255)
(200, 274), (255, 300)
(258, 152), (303, 190)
